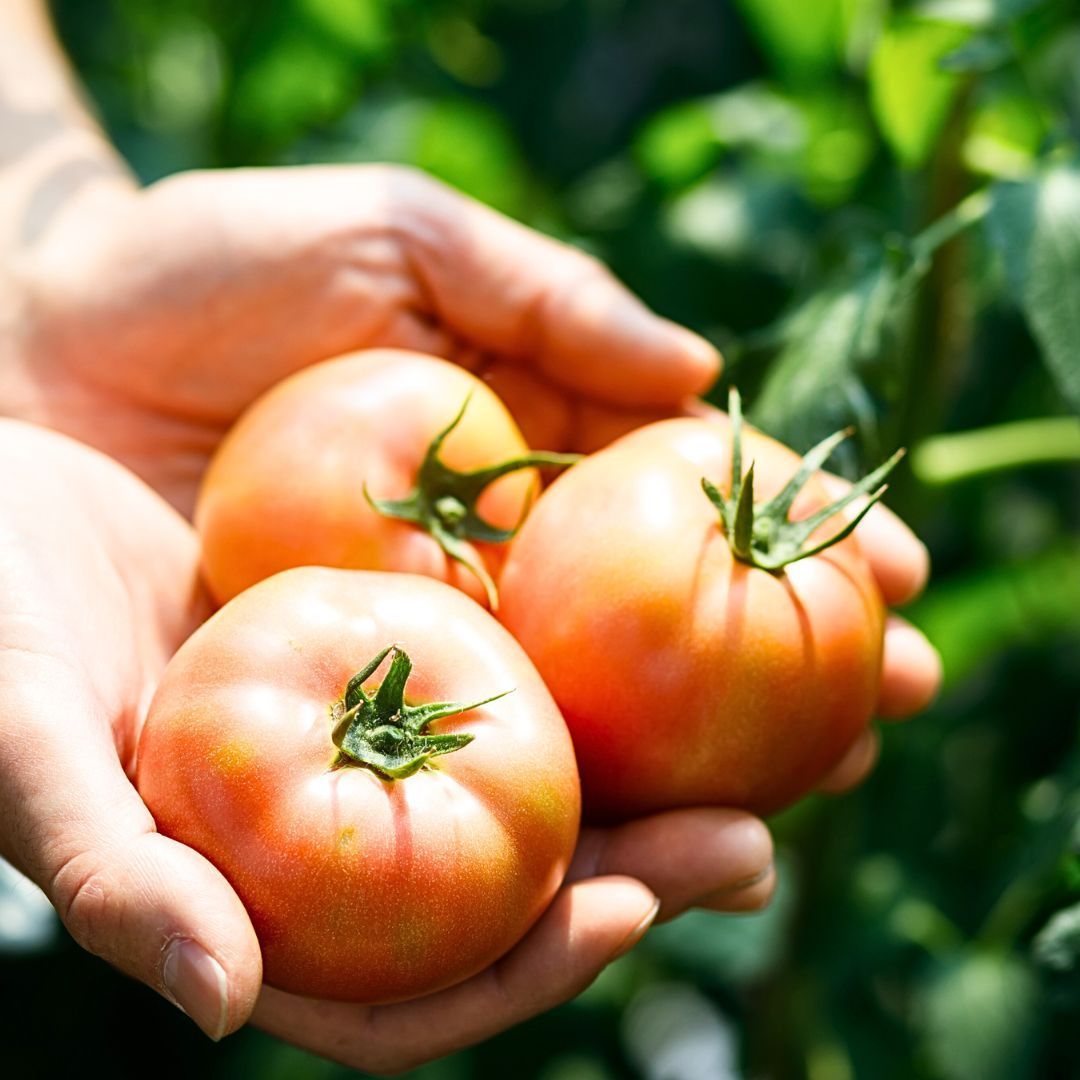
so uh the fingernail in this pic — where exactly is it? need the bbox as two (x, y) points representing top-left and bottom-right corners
(163, 938), (229, 1041)
(610, 896), (661, 961)
(696, 863), (775, 912)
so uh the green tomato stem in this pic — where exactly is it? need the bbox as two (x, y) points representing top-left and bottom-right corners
(364, 394), (581, 608)
(329, 644), (511, 780)
(702, 388), (905, 572)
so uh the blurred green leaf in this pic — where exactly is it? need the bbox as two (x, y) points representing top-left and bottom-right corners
(298, 0), (391, 55)
(635, 101), (724, 188)
(909, 544), (1080, 684)
(537, 1055), (616, 1080)
(230, 30), (357, 146)
(920, 950), (1041, 1080)
(963, 84), (1047, 178)
(664, 171), (807, 277)
(939, 31), (1013, 72)
(749, 248), (907, 452)
(869, 17), (971, 167)
(987, 166), (1080, 413)
(415, 99), (527, 215)
(916, 0), (1048, 24)
(426, 15), (504, 87)
(734, 0), (846, 81)
(635, 83), (806, 190)
(798, 89), (876, 204)
(1033, 901), (1080, 972)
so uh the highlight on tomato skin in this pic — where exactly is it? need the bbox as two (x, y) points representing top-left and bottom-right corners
(135, 566), (581, 1004)
(194, 348), (578, 612)
(497, 412), (891, 823)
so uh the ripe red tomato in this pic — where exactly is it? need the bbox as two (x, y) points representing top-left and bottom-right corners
(498, 408), (893, 820)
(136, 567), (580, 1003)
(195, 349), (575, 608)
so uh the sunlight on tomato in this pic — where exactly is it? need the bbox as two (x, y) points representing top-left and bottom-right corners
(137, 567), (580, 1002)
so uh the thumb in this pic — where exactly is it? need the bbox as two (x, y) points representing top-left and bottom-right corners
(0, 658), (262, 1040)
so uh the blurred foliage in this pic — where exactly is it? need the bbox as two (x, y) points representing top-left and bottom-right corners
(5, 0), (1079, 1077)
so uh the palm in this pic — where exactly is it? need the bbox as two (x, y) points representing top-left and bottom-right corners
(0, 421), (205, 764)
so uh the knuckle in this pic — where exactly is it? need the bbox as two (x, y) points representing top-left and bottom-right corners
(49, 848), (115, 958)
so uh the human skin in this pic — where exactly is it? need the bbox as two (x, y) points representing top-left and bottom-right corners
(0, 0), (941, 1071)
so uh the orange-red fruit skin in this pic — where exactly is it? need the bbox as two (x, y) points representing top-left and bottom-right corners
(136, 568), (580, 1003)
(498, 417), (885, 821)
(195, 349), (538, 607)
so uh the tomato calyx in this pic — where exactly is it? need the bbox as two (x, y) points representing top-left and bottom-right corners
(364, 396), (580, 608)
(329, 643), (511, 780)
(701, 388), (905, 572)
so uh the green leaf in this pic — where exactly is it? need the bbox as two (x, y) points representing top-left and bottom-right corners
(919, 950), (1042, 1080)
(908, 543), (1080, 685)
(939, 31), (1013, 72)
(733, 0), (846, 81)
(634, 101), (724, 188)
(415, 99), (527, 216)
(750, 250), (907, 454)
(297, 0), (391, 56)
(1033, 901), (1080, 972)
(915, 0), (1047, 25)
(987, 167), (1080, 414)
(963, 84), (1047, 178)
(869, 17), (972, 167)
(230, 30), (356, 145)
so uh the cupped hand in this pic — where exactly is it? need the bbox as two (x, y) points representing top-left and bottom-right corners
(0, 420), (775, 1069)
(6, 163), (940, 750)
(255, 809), (774, 1074)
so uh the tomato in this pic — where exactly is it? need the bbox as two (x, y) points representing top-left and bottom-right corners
(195, 349), (576, 608)
(136, 567), (581, 1003)
(498, 404), (895, 820)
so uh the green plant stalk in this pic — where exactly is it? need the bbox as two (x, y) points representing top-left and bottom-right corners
(909, 187), (991, 266)
(912, 417), (1080, 485)
(891, 77), (980, 497)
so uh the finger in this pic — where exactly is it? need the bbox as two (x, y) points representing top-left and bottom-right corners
(570, 399), (682, 453)
(253, 876), (658, 1075)
(817, 728), (881, 795)
(480, 361), (574, 450)
(696, 863), (778, 913)
(0, 654), (262, 1041)
(366, 308), (459, 359)
(568, 809), (774, 919)
(878, 614), (943, 719)
(401, 174), (720, 407)
(819, 473), (930, 606)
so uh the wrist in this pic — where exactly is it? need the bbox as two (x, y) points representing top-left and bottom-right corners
(0, 0), (137, 256)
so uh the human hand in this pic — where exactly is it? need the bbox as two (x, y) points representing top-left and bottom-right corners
(0, 420), (774, 1067)
(6, 164), (716, 514)
(4, 163), (938, 789)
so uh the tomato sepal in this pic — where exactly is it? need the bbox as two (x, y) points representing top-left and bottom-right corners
(702, 388), (905, 572)
(364, 395), (581, 607)
(330, 644), (511, 780)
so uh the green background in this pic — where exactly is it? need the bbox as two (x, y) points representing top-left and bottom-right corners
(4, 1), (1079, 1077)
